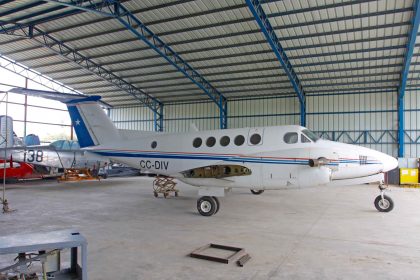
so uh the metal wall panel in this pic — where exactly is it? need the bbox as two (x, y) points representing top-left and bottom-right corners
(110, 96), (300, 132)
(229, 96), (300, 128)
(110, 106), (155, 131)
(307, 91), (398, 156)
(404, 89), (420, 157)
(164, 102), (219, 132)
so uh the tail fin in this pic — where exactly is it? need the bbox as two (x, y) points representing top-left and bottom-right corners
(67, 100), (120, 147)
(10, 88), (119, 148)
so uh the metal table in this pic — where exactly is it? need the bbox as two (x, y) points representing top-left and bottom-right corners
(0, 229), (87, 279)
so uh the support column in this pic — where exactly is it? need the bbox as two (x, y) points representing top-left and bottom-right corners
(398, 94), (404, 157)
(219, 97), (227, 129)
(300, 100), (306, 127)
(23, 78), (28, 138)
(153, 101), (164, 132)
(396, 0), (420, 157)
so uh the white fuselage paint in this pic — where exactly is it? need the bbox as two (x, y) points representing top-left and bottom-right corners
(83, 125), (398, 190)
(5, 89), (399, 196)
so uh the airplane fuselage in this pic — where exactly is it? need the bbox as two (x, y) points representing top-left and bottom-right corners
(85, 125), (397, 190)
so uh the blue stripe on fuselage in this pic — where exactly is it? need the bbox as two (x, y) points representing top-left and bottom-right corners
(93, 150), (380, 166)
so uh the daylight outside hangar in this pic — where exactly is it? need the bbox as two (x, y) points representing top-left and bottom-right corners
(0, 1), (420, 279)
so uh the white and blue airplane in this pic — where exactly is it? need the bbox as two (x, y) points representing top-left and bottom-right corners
(10, 87), (398, 216)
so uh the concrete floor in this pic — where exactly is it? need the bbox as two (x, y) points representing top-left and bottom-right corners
(1, 177), (420, 280)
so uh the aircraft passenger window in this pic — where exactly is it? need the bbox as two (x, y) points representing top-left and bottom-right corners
(220, 136), (230, 146)
(206, 136), (216, 147)
(250, 133), (262, 145)
(284, 132), (298, 144)
(301, 134), (311, 143)
(151, 141), (157, 149)
(193, 137), (202, 148)
(234, 135), (245, 146)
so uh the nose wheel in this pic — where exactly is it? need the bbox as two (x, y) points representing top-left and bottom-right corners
(250, 189), (264, 195)
(374, 185), (394, 212)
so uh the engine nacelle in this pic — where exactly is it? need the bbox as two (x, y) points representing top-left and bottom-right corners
(308, 157), (330, 167)
(297, 166), (332, 187)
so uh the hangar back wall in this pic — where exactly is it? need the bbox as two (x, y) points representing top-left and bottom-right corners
(110, 89), (420, 158)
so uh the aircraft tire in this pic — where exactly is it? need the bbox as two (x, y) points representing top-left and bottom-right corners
(374, 195), (394, 212)
(212, 196), (220, 214)
(251, 189), (264, 195)
(197, 196), (217, 216)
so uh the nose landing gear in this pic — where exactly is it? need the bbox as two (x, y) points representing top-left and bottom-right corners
(250, 189), (264, 195)
(374, 185), (394, 212)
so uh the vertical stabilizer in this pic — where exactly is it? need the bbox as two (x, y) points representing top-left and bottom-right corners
(67, 100), (120, 148)
(8, 88), (120, 148)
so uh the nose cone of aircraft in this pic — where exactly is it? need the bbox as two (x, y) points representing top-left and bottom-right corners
(375, 152), (398, 172)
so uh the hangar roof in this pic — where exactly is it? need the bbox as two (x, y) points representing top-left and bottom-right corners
(0, 0), (417, 107)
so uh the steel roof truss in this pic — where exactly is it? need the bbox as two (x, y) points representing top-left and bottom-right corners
(43, 0), (228, 129)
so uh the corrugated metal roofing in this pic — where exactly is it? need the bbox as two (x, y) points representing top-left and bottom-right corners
(0, 0), (417, 107)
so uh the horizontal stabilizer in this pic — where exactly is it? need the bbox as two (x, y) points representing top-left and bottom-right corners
(9, 88), (111, 108)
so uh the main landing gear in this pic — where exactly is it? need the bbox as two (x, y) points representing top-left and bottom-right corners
(197, 196), (220, 216)
(374, 185), (394, 212)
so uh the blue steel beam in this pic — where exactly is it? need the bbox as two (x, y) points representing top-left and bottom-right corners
(153, 100), (164, 132)
(42, 0), (228, 129)
(246, 0), (306, 126)
(398, 0), (420, 157)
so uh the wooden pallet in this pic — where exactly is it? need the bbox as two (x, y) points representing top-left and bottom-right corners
(58, 168), (100, 182)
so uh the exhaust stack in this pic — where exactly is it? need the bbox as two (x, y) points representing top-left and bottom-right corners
(309, 157), (330, 167)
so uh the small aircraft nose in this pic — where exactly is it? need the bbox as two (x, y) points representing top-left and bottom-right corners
(375, 152), (398, 172)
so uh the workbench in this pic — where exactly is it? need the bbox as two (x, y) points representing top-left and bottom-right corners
(0, 229), (87, 279)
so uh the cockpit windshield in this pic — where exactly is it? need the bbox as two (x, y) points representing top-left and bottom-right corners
(302, 129), (319, 142)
